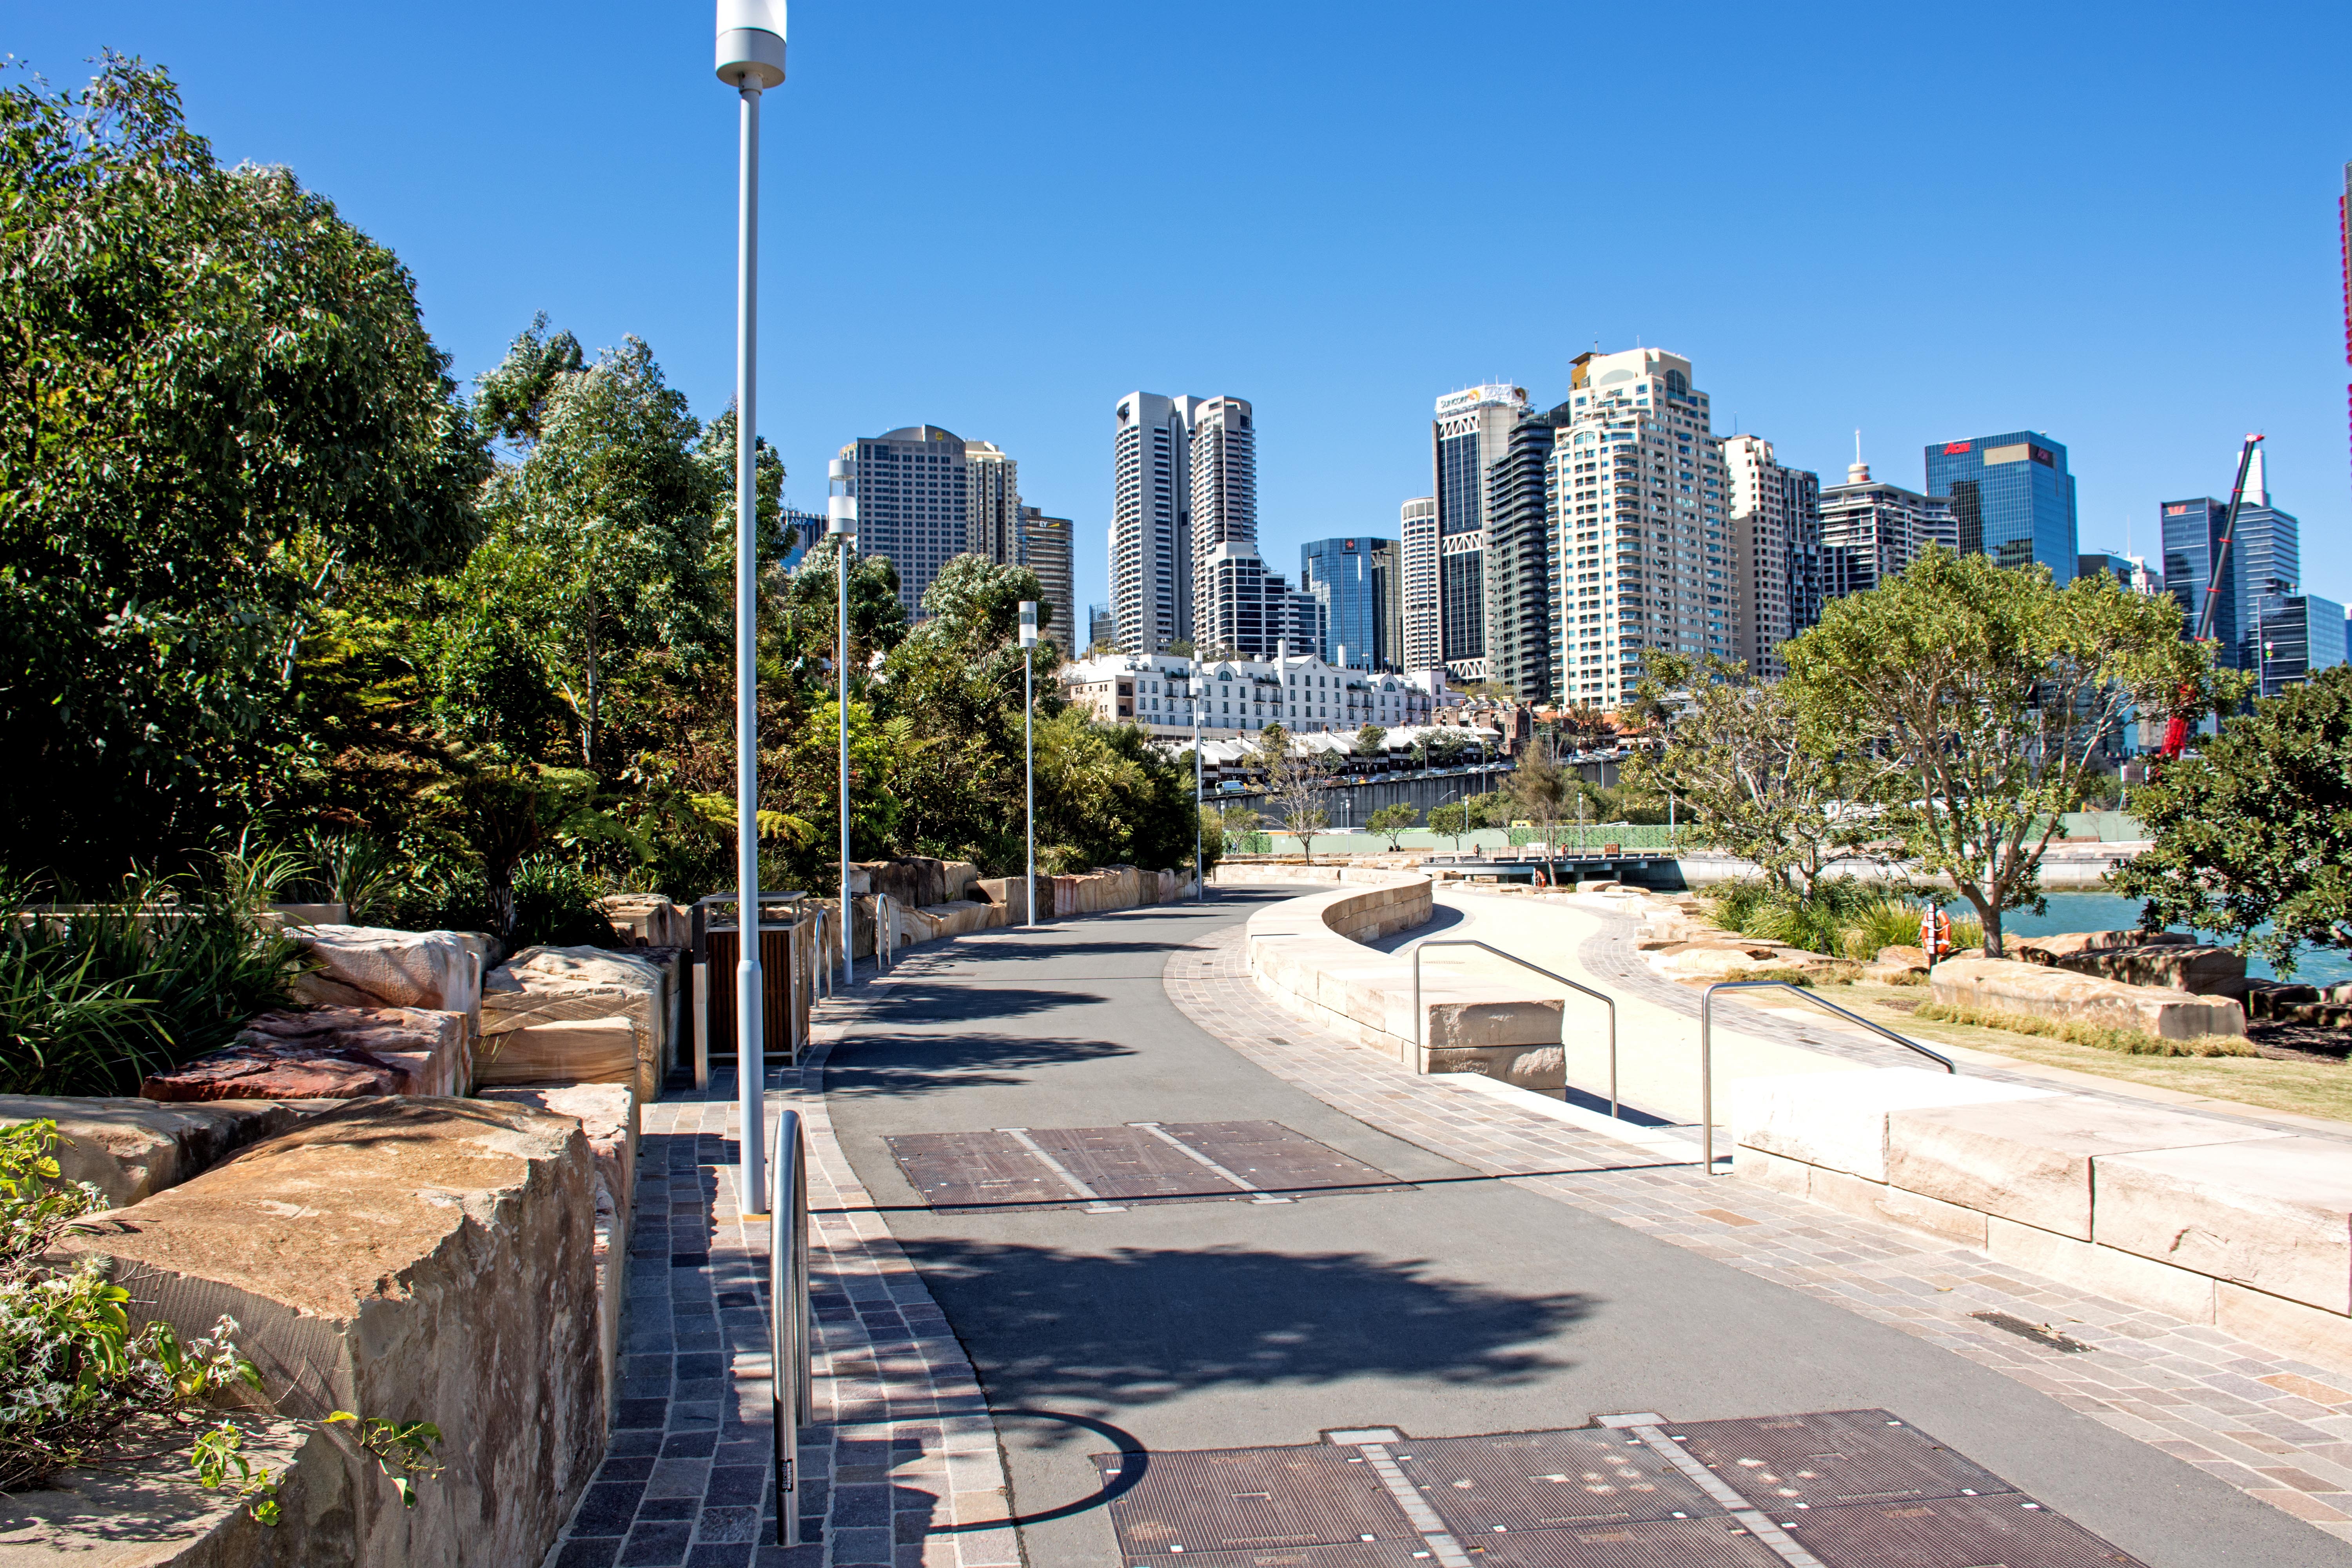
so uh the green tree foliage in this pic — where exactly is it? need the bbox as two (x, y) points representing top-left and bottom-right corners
(1365, 804), (1418, 849)
(1254, 724), (1331, 862)
(0, 60), (492, 878)
(1355, 724), (1388, 757)
(1782, 548), (2214, 956)
(1427, 801), (1471, 848)
(2115, 665), (2352, 976)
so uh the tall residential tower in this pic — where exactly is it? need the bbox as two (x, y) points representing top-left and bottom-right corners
(1430, 384), (1529, 682)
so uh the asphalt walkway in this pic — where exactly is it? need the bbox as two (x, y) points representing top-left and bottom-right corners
(822, 890), (2349, 1568)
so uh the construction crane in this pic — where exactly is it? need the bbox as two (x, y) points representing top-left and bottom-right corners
(2158, 432), (2265, 762)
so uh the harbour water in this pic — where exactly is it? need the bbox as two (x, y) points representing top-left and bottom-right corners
(1956, 889), (2351, 989)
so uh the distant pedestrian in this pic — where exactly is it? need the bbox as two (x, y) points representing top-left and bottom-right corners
(1918, 906), (1953, 966)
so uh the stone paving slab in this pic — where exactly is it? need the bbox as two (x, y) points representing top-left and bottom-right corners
(542, 958), (1015, 1568)
(1174, 913), (2352, 1549)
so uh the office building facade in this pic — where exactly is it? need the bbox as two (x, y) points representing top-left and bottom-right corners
(1430, 384), (1529, 681)
(1398, 496), (1440, 671)
(963, 440), (1020, 566)
(2161, 446), (2303, 667)
(1720, 434), (1822, 680)
(837, 425), (970, 613)
(2256, 595), (2347, 696)
(2077, 552), (2163, 597)
(1818, 461), (1957, 601)
(1087, 603), (1116, 653)
(1483, 399), (1574, 703)
(1299, 536), (1398, 670)
(1017, 505), (1075, 652)
(1924, 431), (2078, 583)
(1549, 348), (1730, 708)
(2228, 446), (2301, 671)
(1368, 540), (1403, 674)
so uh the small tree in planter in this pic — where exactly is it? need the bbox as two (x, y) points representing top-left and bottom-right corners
(1366, 804), (1418, 850)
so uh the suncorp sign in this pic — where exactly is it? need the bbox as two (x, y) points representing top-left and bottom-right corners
(1433, 384), (1529, 416)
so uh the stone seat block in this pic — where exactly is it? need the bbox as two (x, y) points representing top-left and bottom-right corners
(2092, 1135), (2352, 1313)
(1886, 1094), (2282, 1240)
(1930, 956), (2244, 1040)
(0, 1094), (316, 1209)
(484, 947), (666, 1100)
(475, 1016), (637, 1087)
(58, 1097), (602, 1566)
(1733, 1067), (2055, 1183)
(290, 924), (483, 1019)
(2053, 943), (2246, 996)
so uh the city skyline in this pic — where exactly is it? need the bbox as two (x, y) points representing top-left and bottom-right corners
(17, 3), (2349, 627)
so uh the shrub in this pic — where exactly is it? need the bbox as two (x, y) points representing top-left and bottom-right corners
(394, 853), (617, 950)
(1912, 1000), (2255, 1058)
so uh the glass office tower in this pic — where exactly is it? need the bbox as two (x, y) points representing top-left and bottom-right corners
(1299, 537), (1395, 669)
(2257, 595), (2348, 695)
(1924, 431), (2078, 583)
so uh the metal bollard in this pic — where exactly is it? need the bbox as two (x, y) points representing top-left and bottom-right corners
(692, 961), (711, 1091)
(769, 1109), (811, 1546)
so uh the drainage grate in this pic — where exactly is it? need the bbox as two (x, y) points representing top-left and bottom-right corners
(1786, 1493), (2147, 1566)
(1392, 1429), (1717, 1534)
(1665, 1410), (2012, 1511)
(1454, 1516), (1787, 1566)
(884, 1122), (1412, 1212)
(1115, 1542), (1427, 1568)
(1095, 1446), (1416, 1554)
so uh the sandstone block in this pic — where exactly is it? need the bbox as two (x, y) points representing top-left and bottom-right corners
(144, 1042), (408, 1102)
(59, 1097), (603, 1567)
(1733, 1067), (2054, 1183)
(1876, 945), (1928, 968)
(1930, 956), (2245, 1040)
(1423, 1043), (1566, 1092)
(597, 893), (688, 949)
(1424, 992), (1564, 1051)
(2012, 929), (2192, 964)
(0, 1094), (312, 1210)
(1810, 1165), (1988, 1247)
(1731, 1146), (1813, 1198)
(2054, 943), (2246, 996)
(240, 1005), (470, 1096)
(289, 924), (481, 1018)
(1886, 1094), (2281, 1240)
(476, 1017), (638, 1087)
(2091, 1136), (2352, 1312)
(2217, 1283), (2352, 1376)
(1986, 1215), (2217, 1323)
(484, 947), (666, 1100)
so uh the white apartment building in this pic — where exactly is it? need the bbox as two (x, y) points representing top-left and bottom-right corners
(1062, 649), (1441, 740)
(1430, 384), (1528, 684)
(1720, 434), (1822, 680)
(1819, 459), (1957, 601)
(964, 440), (1020, 566)
(1110, 392), (1205, 655)
(1548, 348), (1732, 708)
(1398, 495), (1439, 671)
(835, 424), (972, 613)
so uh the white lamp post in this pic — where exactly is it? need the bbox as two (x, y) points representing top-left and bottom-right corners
(716, 0), (783, 1220)
(1019, 601), (1038, 926)
(1192, 658), (1204, 900)
(828, 458), (855, 987)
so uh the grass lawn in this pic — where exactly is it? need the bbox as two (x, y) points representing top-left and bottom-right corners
(1827, 982), (2352, 1127)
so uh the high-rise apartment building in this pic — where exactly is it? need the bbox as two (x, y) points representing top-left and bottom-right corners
(837, 425), (971, 612)
(1299, 537), (1397, 669)
(1818, 461), (1957, 601)
(1924, 432), (2079, 583)
(963, 440), (1020, 566)
(1110, 392), (1203, 655)
(1719, 434), (1822, 680)
(1483, 400), (1574, 703)
(1549, 349), (1730, 707)
(1398, 497), (1439, 671)
(1430, 385), (1528, 682)
(1017, 505), (1075, 651)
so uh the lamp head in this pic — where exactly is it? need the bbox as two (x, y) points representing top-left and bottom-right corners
(1019, 601), (1039, 648)
(716, 0), (786, 87)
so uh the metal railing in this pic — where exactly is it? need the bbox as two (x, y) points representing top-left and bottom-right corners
(1698, 981), (1954, 1176)
(1412, 940), (1621, 1119)
(768, 1108), (811, 1546)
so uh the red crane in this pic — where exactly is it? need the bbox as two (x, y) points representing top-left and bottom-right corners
(2158, 432), (2265, 762)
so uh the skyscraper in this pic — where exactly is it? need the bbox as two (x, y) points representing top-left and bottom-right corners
(1110, 392), (1204, 655)
(2160, 495), (2237, 657)
(1299, 537), (1397, 669)
(1818, 460), (1956, 602)
(1398, 496), (1439, 671)
(2229, 446), (2300, 671)
(964, 440), (1020, 565)
(1430, 384), (1529, 681)
(2163, 445), (2304, 670)
(1924, 432), (2079, 582)
(1720, 434), (1822, 680)
(838, 425), (971, 613)
(1187, 397), (1270, 655)
(1367, 540), (1403, 673)
(1483, 399), (1574, 703)
(1550, 349), (1730, 708)
(1018, 505), (1075, 652)
(2259, 595), (2349, 696)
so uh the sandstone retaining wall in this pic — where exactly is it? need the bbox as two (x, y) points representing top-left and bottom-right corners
(1930, 956), (2245, 1040)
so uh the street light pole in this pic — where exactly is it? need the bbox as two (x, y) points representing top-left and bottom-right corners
(716, 0), (784, 1224)
(1192, 658), (1205, 900)
(828, 459), (855, 989)
(1019, 601), (1038, 927)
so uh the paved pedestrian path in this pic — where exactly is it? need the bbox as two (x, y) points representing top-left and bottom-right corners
(545, 887), (2352, 1567)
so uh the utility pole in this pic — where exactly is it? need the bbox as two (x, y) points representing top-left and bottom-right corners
(1020, 602), (1038, 926)
(827, 459), (855, 989)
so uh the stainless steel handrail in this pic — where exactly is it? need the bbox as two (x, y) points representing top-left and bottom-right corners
(768, 1108), (811, 1546)
(1412, 939), (1621, 1119)
(1698, 981), (1955, 1177)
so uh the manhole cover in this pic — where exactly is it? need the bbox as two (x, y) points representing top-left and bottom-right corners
(1393, 1429), (1716, 1533)
(1665, 1410), (2011, 1510)
(1096, 1446), (1414, 1553)
(1461, 1516), (1786, 1567)
(1786, 1493), (2147, 1566)
(884, 1122), (1411, 1211)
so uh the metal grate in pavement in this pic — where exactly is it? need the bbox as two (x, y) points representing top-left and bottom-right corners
(1095, 1445), (1418, 1554)
(1391, 1428), (1717, 1534)
(1783, 1493), (2146, 1566)
(1098, 1414), (2143, 1568)
(884, 1120), (1413, 1212)
(1663, 1410), (2012, 1511)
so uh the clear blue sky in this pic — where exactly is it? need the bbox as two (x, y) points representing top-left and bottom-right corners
(16, 1), (2352, 619)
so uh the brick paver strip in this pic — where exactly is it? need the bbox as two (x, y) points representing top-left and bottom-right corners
(543, 955), (1015, 1568)
(1169, 903), (2352, 1548)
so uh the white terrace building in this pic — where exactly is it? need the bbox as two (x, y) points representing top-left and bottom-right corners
(1061, 650), (1445, 741)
